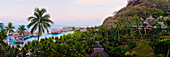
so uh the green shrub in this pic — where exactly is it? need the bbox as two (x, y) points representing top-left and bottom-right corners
(127, 40), (137, 49)
(95, 51), (99, 57)
(131, 51), (137, 57)
(125, 52), (131, 57)
(156, 54), (166, 57)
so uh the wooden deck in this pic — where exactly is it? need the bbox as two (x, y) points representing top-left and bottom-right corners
(5, 40), (25, 43)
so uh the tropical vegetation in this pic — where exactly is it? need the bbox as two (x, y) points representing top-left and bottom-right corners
(0, 0), (170, 56)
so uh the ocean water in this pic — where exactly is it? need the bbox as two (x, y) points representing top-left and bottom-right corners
(7, 25), (75, 45)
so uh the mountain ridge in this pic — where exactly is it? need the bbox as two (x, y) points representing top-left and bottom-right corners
(103, 0), (170, 26)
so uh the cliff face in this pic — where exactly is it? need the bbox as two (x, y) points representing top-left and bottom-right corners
(103, 0), (170, 26)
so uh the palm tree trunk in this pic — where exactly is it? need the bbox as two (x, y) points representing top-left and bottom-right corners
(139, 29), (142, 38)
(22, 37), (24, 57)
(117, 28), (120, 39)
(167, 49), (169, 57)
(8, 31), (12, 56)
(144, 28), (146, 34)
(130, 29), (135, 41)
(34, 32), (40, 57)
(22, 44), (23, 57)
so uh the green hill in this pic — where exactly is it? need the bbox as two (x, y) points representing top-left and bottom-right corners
(103, 0), (170, 26)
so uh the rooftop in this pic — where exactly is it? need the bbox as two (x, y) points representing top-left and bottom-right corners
(146, 16), (155, 20)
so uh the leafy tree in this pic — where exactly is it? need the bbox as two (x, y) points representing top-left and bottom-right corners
(127, 40), (137, 49)
(150, 39), (170, 56)
(109, 47), (127, 57)
(166, 20), (170, 26)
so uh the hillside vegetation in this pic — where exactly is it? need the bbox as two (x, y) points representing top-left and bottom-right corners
(103, 0), (170, 26)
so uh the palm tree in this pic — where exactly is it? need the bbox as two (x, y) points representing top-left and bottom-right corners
(27, 8), (54, 57)
(142, 23), (147, 34)
(17, 25), (26, 57)
(5, 22), (15, 47)
(0, 26), (7, 45)
(5, 22), (15, 35)
(134, 16), (143, 38)
(128, 19), (135, 39)
(18, 25), (26, 37)
(116, 21), (121, 39)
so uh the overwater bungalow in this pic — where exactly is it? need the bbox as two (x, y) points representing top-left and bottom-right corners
(51, 29), (59, 34)
(31, 32), (38, 36)
(59, 27), (73, 32)
(59, 29), (67, 32)
(10, 33), (20, 39)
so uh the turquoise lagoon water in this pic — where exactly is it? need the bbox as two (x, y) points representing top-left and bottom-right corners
(7, 25), (75, 45)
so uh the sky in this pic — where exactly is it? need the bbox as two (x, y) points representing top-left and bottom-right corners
(0, 0), (127, 26)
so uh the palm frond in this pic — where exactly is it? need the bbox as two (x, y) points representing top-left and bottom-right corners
(30, 23), (38, 34)
(27, 20), (37, 28)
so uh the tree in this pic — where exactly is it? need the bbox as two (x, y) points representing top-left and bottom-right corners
(142, 23), (147, 34)
(5, 22), (15, 43)
(0, 26), (7, 44)
(129, 19), (135, 39)
(0, 26), (8, 56)
(17, 25), (26, 57)
(116, 21), (121, 39)
(150, 39), (170, 56)
(18, 25), (26, 37)
(134, 16), (142, 38)
(5, 22), (15, 34)
(27, 8), (54, 57)
(5, 22), (15, 55)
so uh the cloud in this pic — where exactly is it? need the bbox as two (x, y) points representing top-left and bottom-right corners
(74, 0), (112, 5)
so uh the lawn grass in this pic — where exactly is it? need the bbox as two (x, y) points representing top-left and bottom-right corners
(129, 40), (156, 57)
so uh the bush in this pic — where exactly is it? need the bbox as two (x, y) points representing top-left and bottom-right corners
(127, 40), (137, 49)
(125, 52), (131, 57)
(108, 47), (127, 57)
(131, 51), (137, 57)
(95, 51), (99, 57)
(149, 39), (170, 56)
(156, 54), (166, 57)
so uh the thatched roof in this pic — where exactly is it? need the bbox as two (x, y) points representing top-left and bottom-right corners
(146, 16), (155, 20)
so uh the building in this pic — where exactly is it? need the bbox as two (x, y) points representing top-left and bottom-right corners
(126, 16), (133, 20)
(133, 16), (167, 30)
(146, 16), (156, 21)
